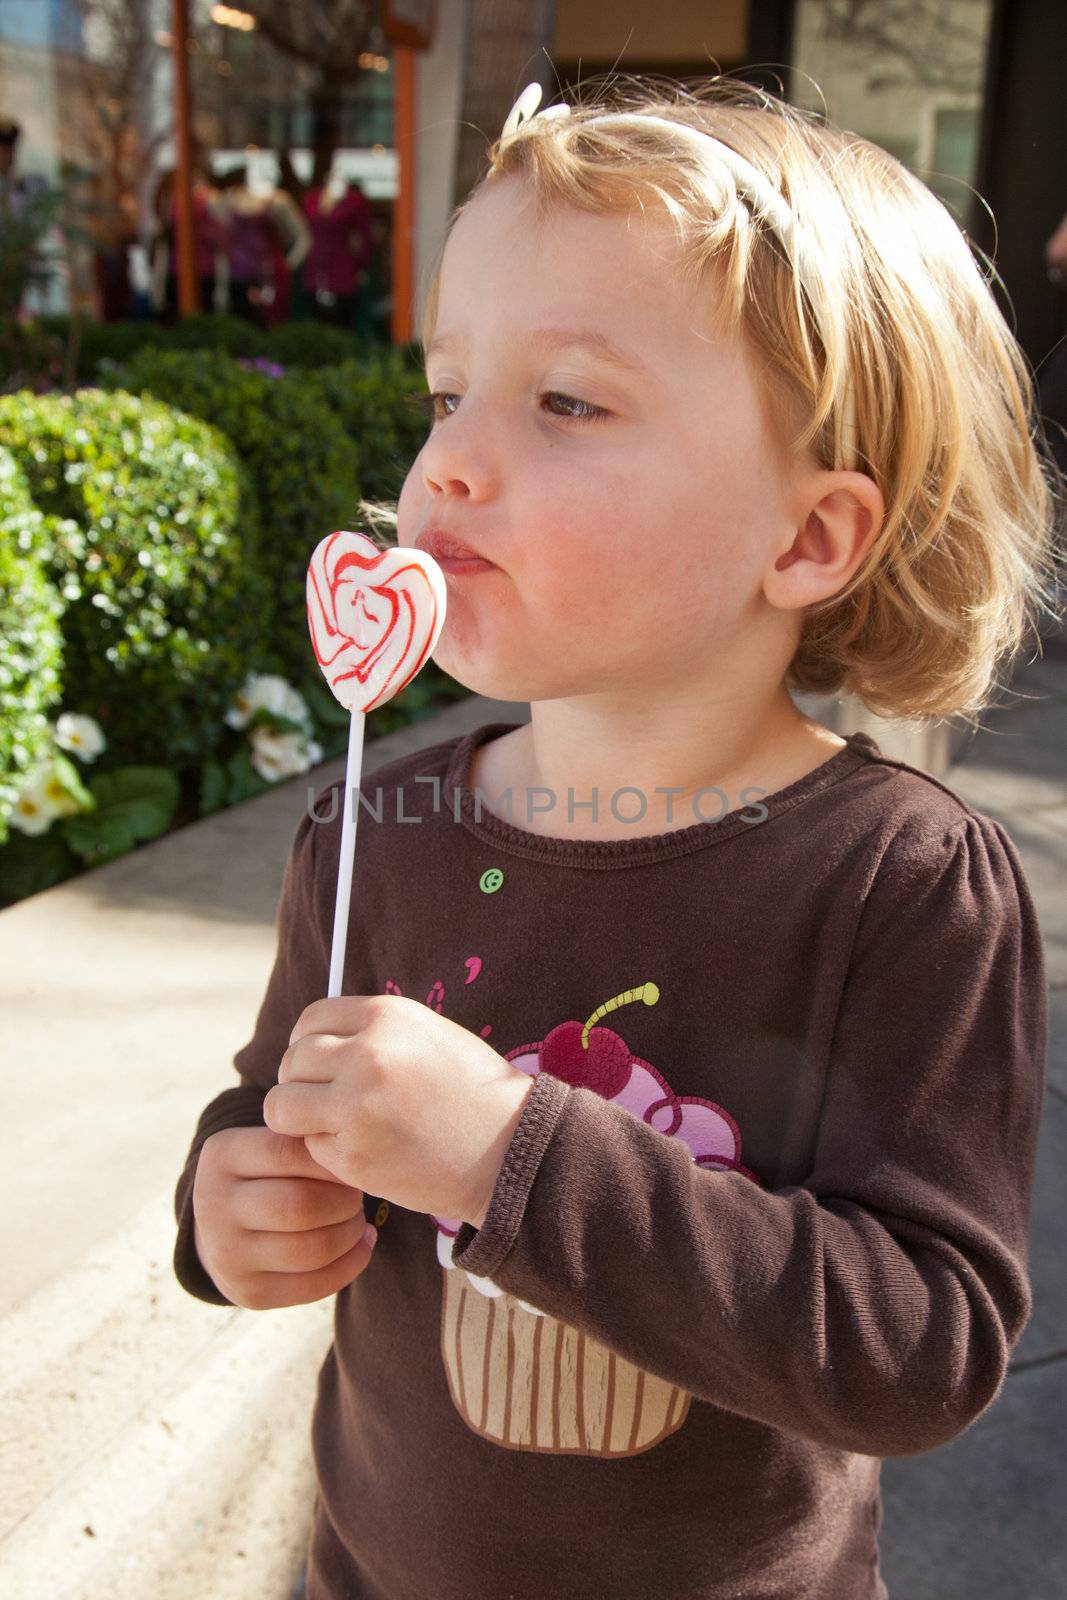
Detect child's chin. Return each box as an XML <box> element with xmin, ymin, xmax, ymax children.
<box><xmin>429</xmin><ymin>639</ymin><xmax>520</xmax><ymax>703</ymax></box>
<box><xmin>458</xmin><ymin>667</ymin><xmax>528</xmax><ymax>702</ymax></box>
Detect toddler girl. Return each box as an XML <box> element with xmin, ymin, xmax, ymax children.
<box><xmin>175</xmin><ymin>75</ymin><xmax>1062</xmax><ymax>1600</ymax></box>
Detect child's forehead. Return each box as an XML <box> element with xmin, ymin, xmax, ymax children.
<box><xmin>450</xmin><ymin>173</ymin><xmax>685</xmax><ymax>262</ymax></box>
<box><xmin>436</xmin><ymin>179</ymin><xmax>725</xmax><ymax>338</ymax></box>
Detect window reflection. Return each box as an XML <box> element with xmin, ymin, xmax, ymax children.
<box><xmin>791</xmin><ymin>0</ymin><xmax>995</xmax><ymax>227</ymax></box>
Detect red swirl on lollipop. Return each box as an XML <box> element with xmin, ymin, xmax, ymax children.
<box><xmin>307</xmin><ymin>530</ymin><xmax>447</xmax><ymax>714</ymax></box>
<box><xmin>306</xmin><ymin>529</ymin><xmax>447</xmax><ymax>997</ymax></box>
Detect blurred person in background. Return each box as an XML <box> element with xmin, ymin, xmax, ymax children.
<box><xmin>1038</xmin><ymin>206</ymin><xmax>1067</xmax><ymax>601</ymax></box>
<box><xmin>92</xmin><ymin>186</ymin><xmax>139</xmax><ymax>321</ymax></box>
<box><xmin>296</xmin><ymin>164</ymin><xmax>373</xmax><ymax>329</ymax></box>
<box><xmin>0</xmin><ymin>117</ymin><xmax>46</xmax><ymax>219</ymax></box>
<box><xmin>1046</xmin><ymin>206</ymin><xmax>1067</xmax><ymax>302</ymax></box>
<box><xmin>151</xmin><ymin>150</ymin><xmax>229</xmax><ymax>321</ymax></box>
<box><xmin>0</xmin><ymin>116</ymin><xmax>54</xmax><ymax>319</ymax></box>
<box><xmin>354</xmin><ymin>195</ymin><xmax>393</xmax><ymax>342</ymax></box>
<box><xmin>1038</xmin><ymin>208</ymin><xmax>1067</xmax><ymax>475</ymax></box>
<box><xmin>211</xmin><ymin>164</ymin><xmax>310</xmax><ymax>328</ymax></box>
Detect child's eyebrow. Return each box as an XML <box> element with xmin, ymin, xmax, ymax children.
<box><xmin>424</xmin><ymin>326</ymin><xmax>653</xmax><ymax>381</ymax></box>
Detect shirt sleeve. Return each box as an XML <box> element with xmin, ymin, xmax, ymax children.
<box><xmin>172</xmin><ymin>797</ymin><xmax>332</xmax><ymax>1305</ymax></box>
<box><xmin>451</xmin><ymin>811</ymin><xmax>1048</xmax><ymax>1458</ymax></box>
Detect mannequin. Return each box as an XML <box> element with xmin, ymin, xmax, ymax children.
<box><xmin>211</xmin><ymin>166</ymin><xmax>311</xmax><ymax>328</ymax></box>
<box><xmin>153</xmin><ymin>157</ymin><xmax>227</xmax><ymax>319</ymax></box>
<box><xmin>299</xmin><ymin>165</ymin><xmax>373</xmax><ymax>329</ymax></box>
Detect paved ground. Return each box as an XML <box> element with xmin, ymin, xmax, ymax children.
<box><xmin>0</xmin><ymin>692</ymin><xmax>521</xmax><ymax>1600</ymax></box>
<box><xmin>874</xmin><ymin>619</ymin><xmax>1067</xmax><ymax>1599</ymax></box>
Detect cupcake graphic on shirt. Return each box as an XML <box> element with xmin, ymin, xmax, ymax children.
<box><xmin>431</xmin><ymin>981</ymin><xmax>761</xmax><ymax>1458</ymax></box>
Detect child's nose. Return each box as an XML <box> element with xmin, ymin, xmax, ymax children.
<box><xmin>420</xmin><ymin>408</ymin><xmax>497</xmax><ymax>498</ymax></box>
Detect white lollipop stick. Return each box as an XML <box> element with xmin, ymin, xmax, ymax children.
<box><xmin>328</xmin><ymin>708</ymin><xmax>366</xmax><ymax>997</ymax></box>
<box><xmin>306</xmin><ymin>531</ymin><xmax>447</xmax><ymax>997</ymax></box>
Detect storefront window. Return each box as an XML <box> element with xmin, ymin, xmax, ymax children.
<box><xmin>791</xmin><ymin>0</ymin><xmax>995</xmax><ymax>226</ymax></box>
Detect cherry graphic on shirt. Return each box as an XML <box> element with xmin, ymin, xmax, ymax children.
<box><xmin>539</xmin><ymin>982</ymin><xmax>659</xmax><ymax>1099</ymax></box>
<box><xmin>430</xmin><ymin>972</ymin><xmax>761</xmax><ymax>1249</ymax></box>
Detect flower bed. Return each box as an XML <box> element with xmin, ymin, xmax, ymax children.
<box><xmin>0</xmin><ymin>343</ymin><xmax>468</xmax><ymax>906</ymax></box>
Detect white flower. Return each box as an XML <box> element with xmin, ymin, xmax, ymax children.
<box><xmin>8</xmin><ymin>764</ymin><xmax>67</xmax><ymax>835</ymax></box>
<box><xmin>53</xmin><ymin>712</ymin><xmax>106</xmax><ymax>762</ymax></box>
<box><xmin>249</xmin><ymin>726</ymin><xmax>317</xmax><ymax>783</ymax></box>
<box><xmin>226</xmin><ymin>672</ymin><xmax>312</xmax><ymax>732</ymax></box>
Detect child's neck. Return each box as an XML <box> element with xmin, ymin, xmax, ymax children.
<box><xmin>466</xmin><ymin>690</ymin><xmax>846</xmax><ymax>843</ymax></box>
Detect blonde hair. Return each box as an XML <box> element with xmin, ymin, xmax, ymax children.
<box><xmin>362</xmin><ymin>73</ymin><xmax>1065</xmax><ymax>727</ymax></box>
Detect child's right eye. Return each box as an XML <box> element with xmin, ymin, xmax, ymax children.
<box><xmin>406</xmin><ymin>391</ymin><xmax>450</xmax><ymax>422</ymax></box>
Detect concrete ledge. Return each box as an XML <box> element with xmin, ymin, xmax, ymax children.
<box><xmin>0</xmin><ymin>692</ymin><xmax>516</xmax><ymax>1600</ymax></box>
<box><xmin>2</xmin><ymin>1193</ymin><xmax>330</xmax><ymax>1600</ymax></box>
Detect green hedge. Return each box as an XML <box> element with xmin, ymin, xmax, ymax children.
<box><xmin>255</xmin><ymin>319</ymin><xmax>374</xmax><ymax>371</ymax></box>
<box><xmin>0</xmin><ymin>446</ymin><xmax>66</xmax><ymax>844</ymax></box>
<box><xmin>97</xmin><ymin>344</ymin><xmax>431</xmax><ymax>675</ymax></box>
<box><xmin>302</xmin><ymin>348</ymin><xmax>433</xmax><ymax>507</ymax></box>
<box><xmin>99</xmin><ymin>347</ymin><xmax>374</xmax><ymax>683</ymax></box>
<box><xmin>6</xmin><ymin>313</ymin><xmax>433</xmax><ymax>518</ymax></box>
<box><xmin>19</xmin><ymin>312</ymin><xmax>425</xmax><ymax>383</ymax></box>
<box><xmin>0</xmin><ymin>388</ymin><xmax>265</xmax><ymax>772</ymax></box>
<box><xmin>0</xmin><ymin>335</ymin><xmax>472</xmax><ymax>902</ymax></box>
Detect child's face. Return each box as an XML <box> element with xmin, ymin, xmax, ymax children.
<box><xmin>396</xmin><ymin>174</ymin><xmax>807</xmax><ymax>706</ymax></box>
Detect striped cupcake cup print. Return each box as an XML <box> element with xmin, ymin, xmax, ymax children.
<box><xmin>438</xmin><ymin>1258</ymin><xmax>691</xmax><ymax>1456</ymax></box>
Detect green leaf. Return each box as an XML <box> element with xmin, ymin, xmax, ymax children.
<box><xmin>61</xmin><ymin>765</ymin><xmax>180</xmax><ymax>861</ymax></box>
<box><xmin>300</xmin><ymin>675</ymin><xmax>351</xmax><ymax>727</ymax></box>
<box><xmin>225</xmin><ymin>746</ymin><xmax>274</xmax><ymax>804</ymax></box>
<box><xmin>198</xmin><ymin>760</ymin><xmax>227</xmax><ymax>817</ymax></box>
<box><xmin>90</xmin><ymin>765</ymin><xmax>181</xmax><ymax>813</ymax></box>
<box><xmin>47</xmin><ymin>751</ymin><xmax>96</xmax><ymax>811</ymax></box>
<box><xmin>62</xmin><ymin>812</ymin><xmax>127</xmax><ymax>860</ymax></box>
<box><xmin>245</xmin><ymin>707</ymin><xmax>309</xmax><ymax>737</ymax></box>
<box><xmin>321</xmin><ymin>724</ymin><xmax>349</xmax><ymax>760</ymax></box>
<box><xmin>0</xmin><ymin>826</ymin><xmax>81</xmax><ymax>901</ymax></box>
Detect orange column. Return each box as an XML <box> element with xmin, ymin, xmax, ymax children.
<box><xmin>391</xmin><ymin>44</ymin><xmax>415</xmax><ymax>345</ymax></box>
<box><xmin>171</xmin><ymin>0</ymin><xmax>199</xmax><ymax>315</ymax></box>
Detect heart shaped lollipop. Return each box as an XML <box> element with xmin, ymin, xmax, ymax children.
<box><xmin>307</xmin><ymin>529</ymin><xmax>447</xmax><ymax>714</ymax></box>
<box><xmin>306</xmin><ymin>530</ymin><xmax>447</xmax><ymax>996</ymax></box>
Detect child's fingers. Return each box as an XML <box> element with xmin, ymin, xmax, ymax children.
<box><xmin>240</xmin><ymin>1225</ymin><xmax>377</xmax><ymax>1311</ymax></box>
<box><xmin>242</xmin><ymin>1213</ymin><xmax>369</xmax><ymax>1276</ymax></box>
<box><xmin>215</xmin><ymin>1124</ymin><xmax>359</xmax><ymax>1186</ymax></box>
<box><xmin>238</xmin><ymin>1174</ymin><xmax>367</xmax><ymax>1233</ymax></box>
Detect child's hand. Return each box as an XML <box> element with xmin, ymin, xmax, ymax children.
<box><xmin>263</xmin><ymin>995</ymin><xmax>534</xmax><ymax>1227</ymax></box>
<box><xmin>191</xmin><ymin>1127</ymin><xmax>375</xmax><ymax>1310</ymax></box>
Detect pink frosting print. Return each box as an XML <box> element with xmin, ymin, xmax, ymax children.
<box><xmin>431</xmin><ymin>979</ymin><xmax>761</xmax><ymax>1244</ymax></box>
<box><xmin>305</xmin><ymin>529</ymin><xmax>446</xmax><ymax>714</ymax></box>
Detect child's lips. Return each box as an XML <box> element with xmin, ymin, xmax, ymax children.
<box><xmin>415</xmin><ymin>528</ymin><xmax>495</xmax><ymax>566</ymax></box>
<box><xmin>435</xmin><ymin>554</ymin><xmax>497</xmax><ymax>575</ymax></box>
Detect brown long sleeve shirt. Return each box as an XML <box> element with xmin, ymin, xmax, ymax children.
<box><xmin>173</xmin><ymin>722</ymin><xmax>1047</xmax><ymax>1599</ymax></box>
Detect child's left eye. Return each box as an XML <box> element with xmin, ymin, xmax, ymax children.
<box><xmin>406</xmin><ymin>391</ymin><xmax>608</xmax><ymax>424</ymax></box>
<box><xmin>543</xmin><ymin>392</ymin><xmax>606</xmax><ymax>422</ymax></box>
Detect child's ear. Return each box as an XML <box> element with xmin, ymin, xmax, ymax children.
<box><xmin>763</xmin><ymin>471</ymin><xmax>885</xmax><ymax>611</ymax></box>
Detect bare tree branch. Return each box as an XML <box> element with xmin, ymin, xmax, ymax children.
<box><xmin>240</xmin><ymin>0</ymin><xmax>376</xmax><ymax>80</ymax></box>
<box><xmin>814</xmin><ymin>0</ymin><xmax>988</xmax><ymax>94</ymax></box>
